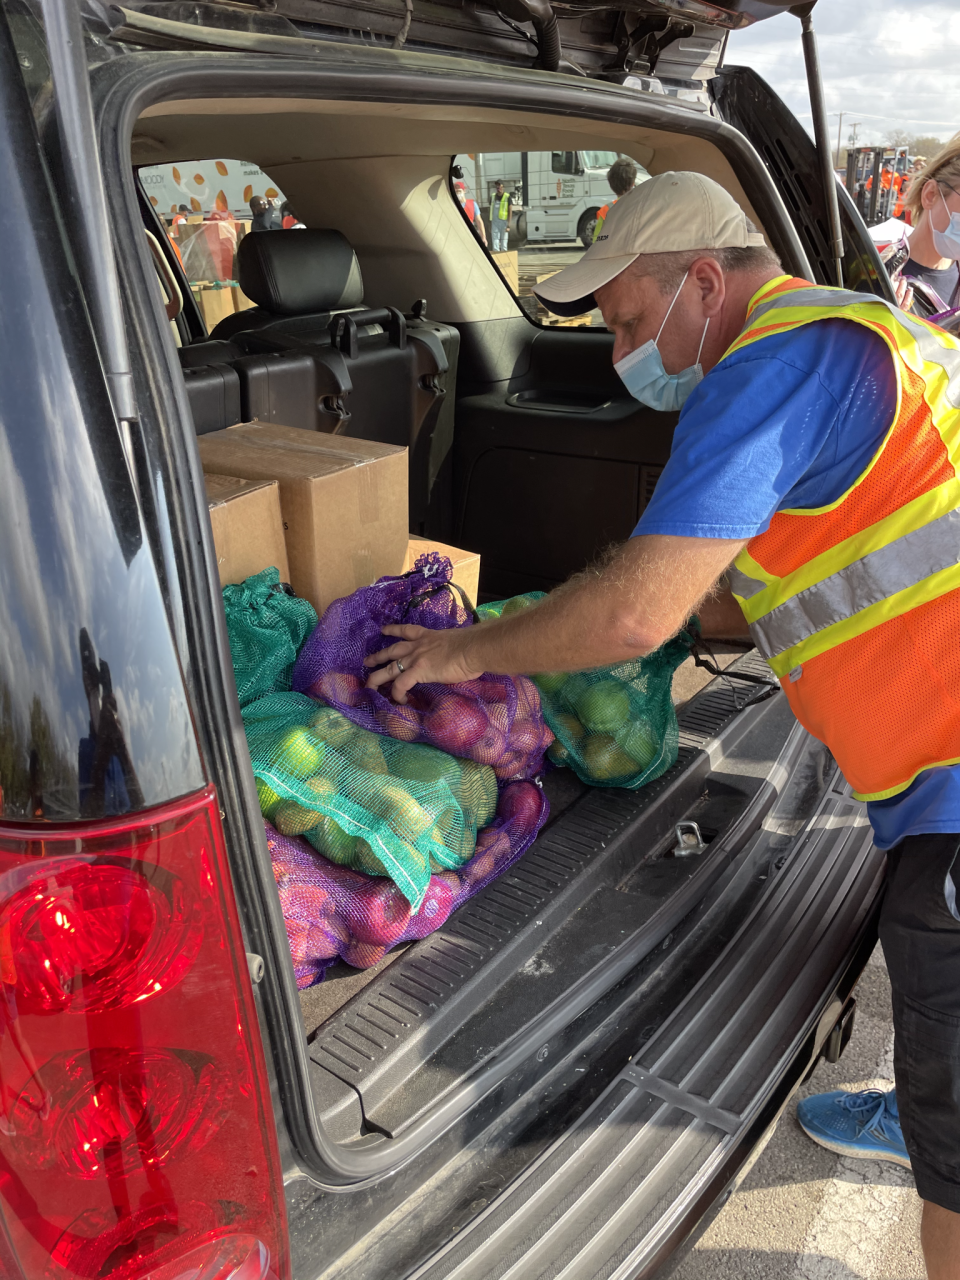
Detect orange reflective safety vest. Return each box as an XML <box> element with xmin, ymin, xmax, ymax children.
<box><xmin>727</xmin><ymin>276</ymin><xmax>960</xmax><ymax>802</ymax></box>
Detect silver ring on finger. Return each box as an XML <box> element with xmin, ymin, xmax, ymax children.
<box><xmin>396</xmin><ymin>659</ymin><xmax>405</xmax><ymax>673</ymax></box>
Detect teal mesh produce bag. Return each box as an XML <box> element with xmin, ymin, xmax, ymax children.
<box><xmin>222</xmin><ymin>567</ymin><xmax>317</xmax><ymax>708</ymax></box>
<box><xmin>478</xmin><ymin>593</ymin><xmax>694</xmax><ymax>789</ymax></box>
<box><xmin>242</xmin><ymin>692</ymin><xmax>499</xmax><ymax>907</ymax></box>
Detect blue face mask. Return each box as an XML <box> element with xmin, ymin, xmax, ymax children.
<box><xmin>932</xmin><ymin>188</ymin><xmax>960</xmax><ymax>261</ymax></box>
<box><xmin>614</xmin><ymin>273</ymin><xmax>709</xmax><ymax>412</ymax></box>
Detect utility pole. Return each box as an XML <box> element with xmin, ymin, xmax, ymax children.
<box><xmin>849</xmin><ymin>121</ymin><xmax>861</xmax><ymax>151</ymax></box>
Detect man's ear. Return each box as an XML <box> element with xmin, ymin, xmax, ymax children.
<box><xmin>691</xmin><ymin>256</ymin><xmax>725</xmax><ymax>317</ymax></box>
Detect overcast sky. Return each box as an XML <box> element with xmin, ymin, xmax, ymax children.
<box><xmin>725</xmin><ymin>0</ymin><xmax>960</xmax><ymax>151</ymax></box>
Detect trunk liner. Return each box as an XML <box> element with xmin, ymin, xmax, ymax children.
<box><xmin>307</xmin><ymin>654</ymin><xmax>785</xmax><ymax>1138</ymax></box>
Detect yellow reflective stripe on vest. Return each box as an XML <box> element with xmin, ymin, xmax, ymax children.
<box><xmin>735</xmin><ymin>474</ymin><xmax>960</xmax><ymax>625</ymax></box>
<box><xmin>766</xmin><ymin>558</ymin><xmax>960</xmax><ymax>680</ymax></box>
<box><xmin>748</xmin><ymin>505</ymin><xmax>960</xmax><ymax>668</ymax></box>
<box><xmin>854</xmin><ymin>752</ymin><xmax>960</xmax><ymax>803</ymax></box>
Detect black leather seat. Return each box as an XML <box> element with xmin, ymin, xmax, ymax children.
<box><xmin>210</xmin><ymin>229</ymin><xmax>364</xmax><ymax>344</ymax></box>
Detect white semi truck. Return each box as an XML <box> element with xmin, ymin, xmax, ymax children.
<box><xmin>454</xmin><ymin>150</ymin><xmax>647</xmax><ymax>247</ymax></box>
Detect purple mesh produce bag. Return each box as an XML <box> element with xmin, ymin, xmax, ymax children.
<box><xmin>291</xmin><ymin>553</ymin><xmax>553</xmax><ymax>782</ymax></box>
<box><xmin>267</xmin><ymin>779</ymin><xmax>548</xmax><ymax>986</ymax></box>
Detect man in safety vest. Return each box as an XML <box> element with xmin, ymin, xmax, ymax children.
<box><xmin>490</xmin><ymin>179</ymin><xmax>512</xmax><ymax>252</ymax></box>
<box><xmin>592</xmin><ymin>156</ymin><xmax>639</xmax><ymax>241</ymax></box>
<box><xmin>364</xmin><ymin>171</ymin><xmax>960</xmax><ymax>1277</ymax></box>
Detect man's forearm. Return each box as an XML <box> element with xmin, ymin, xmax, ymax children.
<box><xmin>365</xmin><ymin>534</ymin><xmax>747</xmax><ymax>700</ymax></box>
<box><xmin>458</xmin><ymin>535</ymin><xmax>747</xmax><ymax>676</ymax></box>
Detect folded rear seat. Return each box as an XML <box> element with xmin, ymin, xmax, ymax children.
<box><xmin>177</xmin><ymin>340</ymin><xmax>243</xmax><ymax>435</ymax></box>
<box><xmin>208</xmin><ymin>229</ymin><xmax>460</xmax><ymax>527</ymax></box>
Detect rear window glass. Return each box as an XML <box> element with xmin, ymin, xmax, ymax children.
<box><xmin>453</xmin><ymin>150</ymin><xmax>648</xmax><ymax>328</ymax></box>
<box><xmin>138</xmin><ymin>159</ymin><xmax>291</xmax><ymax>329</ymax></box>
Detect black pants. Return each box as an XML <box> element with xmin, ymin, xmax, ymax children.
<box><xmin>881</xmin><ymin>832</ymin><xmax>960</xmax><ymax>1211</ymax></box>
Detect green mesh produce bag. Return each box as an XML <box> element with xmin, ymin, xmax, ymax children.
<box><xmin>478</xmin><ymin>593</ymin><xmax>694</xmax><ymax>789</ymax></box>
<box><xmin>222</xmin><ymin>567</ymin><xmax>317</xmax><ymax>708</ymax></box>
<box><xmin>242</xmin><ymin>692</ymin><xmax>499</xmax><ymax>907</ymax></box>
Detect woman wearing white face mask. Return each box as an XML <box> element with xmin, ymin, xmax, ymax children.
<box><xmin>901</xmin><ymin>133</ymin><xmax>960</xmax><ymax>316</ymax></box>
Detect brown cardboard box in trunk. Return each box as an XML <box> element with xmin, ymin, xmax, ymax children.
<box><xmin>403</xmin><ymin>537</ymin><xmax>481</xmax><ymax>607</ymax></box>
<box><xmin>196</xmin><ymin>423</ymin><xmax>408</xmax><ymax>615</ymax></box>
<box><xmin>203</xmin><ymin>474</ymin><xmax>290</xmax><ymax>587</ymax></box>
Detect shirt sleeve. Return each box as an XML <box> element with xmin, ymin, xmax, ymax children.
<box><xmin>632</xmin><ymin>322</ymin><xmax>890</xmax><ymax>540</ymax></box>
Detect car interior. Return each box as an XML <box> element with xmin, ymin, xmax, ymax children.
<box><xmin>129</xmin><ymin>95</ymin><xmax>807</xmax><ymax>1147</ymax></box>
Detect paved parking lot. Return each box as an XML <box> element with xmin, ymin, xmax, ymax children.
<box><xmin>672</xmin><ymin>947</ymin><xmax>925</xmax><ymax>1280</ymax></box>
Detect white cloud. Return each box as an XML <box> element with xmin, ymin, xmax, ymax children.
<box><xmin>725</xmin><ymin>0</ymin><xmax>960</xmax><ymax>149</ymax></box>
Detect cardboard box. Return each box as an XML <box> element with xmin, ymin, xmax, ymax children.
<box><xmin>403</xmin><ymin>537</ymin><xmax>481</xmax><ymax>607</ymax></box>
<box><xmin>493</xmin><ymin>250</ymin><xmax>519</xmax><ymax>293</ymax></box>
<box><xmin>192</xmin><ymin>285</ymin><xmax>236</xmax><ymax>331</ymax></box>
<box><xmin>231</xmin><ymin>285</ymin><xmax>257</xmax><ymax>313</ymax></box>
<box><xmin>203</xmin><ymin>473</ymin><xmax>290</xmax><ymax>587</ymax></box>
<box><xmin>196</xmin><ymin>423</ymin><xmax>408</xmax><ymax>615</ymax></box>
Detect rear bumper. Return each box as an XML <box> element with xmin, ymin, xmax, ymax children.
<box><xmin>408</xmin><ymin>775</ymin><xmax>883</xmax><ymax>1280</ymax></box>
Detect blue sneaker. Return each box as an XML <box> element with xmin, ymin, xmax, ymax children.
<box><xmin>796</xmin><ymin>1087</ymin><xmax>911</xmax><ymax>1168</ymax></box>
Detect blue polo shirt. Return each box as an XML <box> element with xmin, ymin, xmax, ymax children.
<box><xmin>633</xmin><ymin>315</ymin><xmax>960</xmax><ymax>849</ymax></box>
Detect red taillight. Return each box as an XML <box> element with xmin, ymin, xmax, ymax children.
<box><xmin>0</xmin><ymin>788</ymin><xmax>288</xmax><ymax>1280</ymax></box>
<box><xmin>2</xmin><ymin>859</ymin><xmax>203</xmax><ymax>1014</ymax></box>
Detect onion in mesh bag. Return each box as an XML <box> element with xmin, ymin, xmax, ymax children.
<box><xmin>291</xmin><ymin>553</ymin><xmax>553</xmax><ymax>780</ymax></box>
<box><xmin>267</xmin><ymin>777</ymin><xmax>549</xmax><ymax>985</ymax></box>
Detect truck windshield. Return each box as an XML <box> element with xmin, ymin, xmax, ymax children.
<box><xmin>581</xmin><ymin>151</ymin><xmax>619</xmax><ymax>170</ymax></box>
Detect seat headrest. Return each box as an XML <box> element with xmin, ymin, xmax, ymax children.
<box><xmin>237</xmin><ymin>228</ymin><xmax>364</xmax><ymax>316</ymax></box>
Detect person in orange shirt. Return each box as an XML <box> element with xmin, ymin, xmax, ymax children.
<box><xmin>454</xmin><ymin>181</ymin><xmax>487</xmax><ymax>246</ymax></box>
<box><xmin>592</xmin><ymin>157</ymin><xmax>639</xmax><ymax>242</ymax></box>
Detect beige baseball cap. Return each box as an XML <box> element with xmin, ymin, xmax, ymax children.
<box><xmin>534</xmin><ymin>171</ymin><xmax>766</xmax><ymax>316</ymax></box>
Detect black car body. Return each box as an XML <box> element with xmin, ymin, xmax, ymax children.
<box><xmin>0</xmin><ymin>2</ymin><xmax>893</xmax><ymax>1277</ymax></box>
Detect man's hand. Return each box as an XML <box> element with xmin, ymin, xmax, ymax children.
<box><xmin>364</xmin><ymin>624</ymin><xmax>482</xmax><ymax>704</ymax></box>
<box><xmin>894</xmin><ymin>274</ymin><xmax>914</xmax><ymax>312</ymax></box>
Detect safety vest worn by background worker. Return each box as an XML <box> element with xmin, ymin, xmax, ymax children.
<box><xmin>593</xmin><ymin>201</ymin><xmax>612</xmax><ymax>242</ymax></box>
<box><xmin>727</xmin><ymin>275</ymin><xmax>960</xmax><ymax>802</ymax></box>
<box><xmin>491</xmin><ymin>192</ymin><xmax>511</xmax><ymax>222</ymax></box>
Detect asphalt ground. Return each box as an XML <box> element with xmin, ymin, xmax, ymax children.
<box><xmin>672</xmin><ymin>945</ymin><xmax>926</xmax><ymax>1280</ymax></box>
